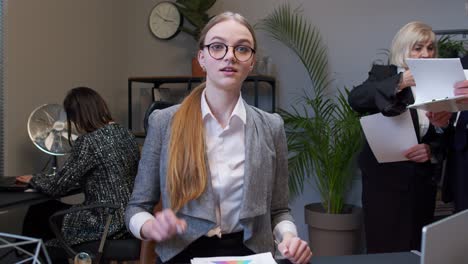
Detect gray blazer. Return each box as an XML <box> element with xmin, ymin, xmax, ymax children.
<box><xmin>125</xmin><ymin>102</ymin><xmax>294</xmax><ymax>261</ymax></box>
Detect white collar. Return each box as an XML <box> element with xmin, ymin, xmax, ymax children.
<box><xmin>200</xmin><ymin>89</ymin><xmax>246</xmax><ymax>124</ymax></box>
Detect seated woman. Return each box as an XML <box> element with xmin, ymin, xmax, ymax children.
<box><xmin>126</xmin><ymin>11</ymin><xmax>312</xmax><ymax>264</ymax></box>
<box><xmin>17</xmin><ymin>87</ymin><xmax>140</xmax><ymax>260</ymax></box>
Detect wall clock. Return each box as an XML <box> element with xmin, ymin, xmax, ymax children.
<box><xmin>148</xmin><ymin>2</ymin><xmax>182</xmax><ymax>40</ymax></box>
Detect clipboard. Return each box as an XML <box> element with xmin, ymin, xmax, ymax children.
<box><xmin>407</xmin><ymin>95</ymin><xmax>468</xmax><ymax>112</ymax></box>
<box><xmin>406</xmin><ymin>58</ymin><xmax>468</xmax><ymax>112</ymax></box>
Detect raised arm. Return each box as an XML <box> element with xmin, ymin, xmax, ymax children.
<box><xmin>348</xmin><ymin>64</ymin><xmax>413</xmax><ymax>116</ymax></box>
<box><xmin>29</xmin><ymin>136</ymin><xmax>94</xmax><ymax>197</ymax></box>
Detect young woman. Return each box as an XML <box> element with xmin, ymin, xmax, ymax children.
<box><xmin>126</xmin><ymin>12</ymin><xmax>312</xmax><ymax>264</ymax></box>
<box><xmin>17</xmin><ymin>87</ymin><xmax>140</xmax><ymax>260</ymax></box>
<box><xmin>348</xmin><ymin>21</ymin><xmax>451</xmax><ymax>253</ymax></box>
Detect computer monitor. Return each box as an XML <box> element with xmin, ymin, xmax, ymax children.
<box><xmin>420</xmin><ymin>209</ymin><xmax>468</xmax><ymax>264</ymax></box>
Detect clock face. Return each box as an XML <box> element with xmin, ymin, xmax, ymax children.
<box><xmin>149</xmin><ymin>2</ymin><xmax>182</xmax><ymax>40</ymax></box>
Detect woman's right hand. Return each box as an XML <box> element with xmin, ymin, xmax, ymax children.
<box><xmin>398</xmin><ymin>70</ymin><xmax>416</xmax><ymax>92</ymax></box>
<box><xmin>426</xmin><ymin>111</ymin><xmax>451</xmax><ymax>128</ymax></box>
<box><xmin>454</xmin><ymin>80</ymin><xmax>468</xmax><ymax>104</ymax></box>
<box><xmin>403</xmin><ymin>143</ymin><xmax>431</xmax><ymax>163</ymax></box>
<box><xmin>16</xmin><ymin>175</ymin><xmax>33</xmax><ymax>183</ymax></box>
<box><xmin>140</xmin><ymin>208</ymin><xmax>187</xmax><ymax>242</ymax></box>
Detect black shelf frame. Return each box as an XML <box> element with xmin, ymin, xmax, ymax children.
<box><xmin>128</xmin><ymin>75</ymin><xmax>276</xmax><ymax>133</ymax></box>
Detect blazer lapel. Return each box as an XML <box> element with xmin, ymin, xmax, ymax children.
<box><xmin>239</xmin><ymin>105</ymin><xmax>268</xmax><ymax>220</ymax></box>
<box><xmin>409</xmin><ymin>108</ymin><xmax>421</xmax><ymax>142</ymax></box>
<box><xmin>406</xmin><ymin>91</ymin><xmax>421</xmax><ymax>141</ymax></box>
<box><xmin>178</xmin><ymin>160</ymin><xmax>217</xmax><ymax>223</ymax></box>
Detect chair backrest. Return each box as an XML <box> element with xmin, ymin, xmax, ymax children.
<box><xmin>143</xmin><ymin>101</ymin><xmax>174</xmax><ymax>134</ymax></box>
<box><xmin>73</xmin><ymin>238</ymin><xmax>141</xmax><ymax>262</ymax></box>
<box><xmin>49</xmin><ymin>203</ymin><xmax>141</xmax><ymax>264</ymax></box>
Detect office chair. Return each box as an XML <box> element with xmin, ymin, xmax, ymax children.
<box><xmin>49</xmin><ymin>203</ymin><xmax>141</xmax><ymax>264</ymax></box>
<box><xmin>143</xmin><ymin>101</ymin><xmax>174</xmax><ymax>134</ymax></box>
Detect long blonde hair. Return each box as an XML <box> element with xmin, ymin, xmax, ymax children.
<box><xmin>389</xmin><ymin>21</ymin><xmax>437</xmax><ymax>68</ymax></box>
<box><xmin>167</xmin><ymin>84</ymin><xmax>206</xmax><ymax>211</ymax></box>
<box><xmin>167</xmin><ymin>12</ymin><xmax>257</xmax><ymax>211</ymax></box>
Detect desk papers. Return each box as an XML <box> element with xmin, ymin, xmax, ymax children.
<box><xmin>191</xmin><ymin>252</ymin><xmax>277</xmax><ymax>264</ymax></box>
<box><xmin>406</xmin><ymin>58</ymin><xmax>468</xmax><ymax>112</ymax></box>
<box><xmin>360</xmin><ymin>111</ymin><xmax>418</xmax><ymax>163</ymax></box>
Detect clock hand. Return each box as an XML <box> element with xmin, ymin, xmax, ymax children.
<box><xmin>154</xmin><ymin>11</ymin><xmax>175</xmax><ymax>23</ymax></box>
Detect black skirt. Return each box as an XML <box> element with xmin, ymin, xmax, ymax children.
<box><xmin>157</xmin><ymin>232</ymin><xmax>254</xmax><ymax>264</ymax></box>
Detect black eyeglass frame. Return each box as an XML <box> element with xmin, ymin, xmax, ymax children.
<box><xmin>203</xmin><ymin>42</ymin><xmax>256</xmax><ymax>62</ymax></box>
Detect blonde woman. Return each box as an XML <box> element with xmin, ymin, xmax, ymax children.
<box><xmin>125</xmin><ymin>12</ymin><xmax>312</xmax><ymax>264</ymax></box>
<box><xmin>348</xmin><ymin>21</ymin><xmax>451</xmax><ymax>253</ymax></box>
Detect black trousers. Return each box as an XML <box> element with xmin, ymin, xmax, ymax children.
<box><xmin>22</xmin><ymin>199</ymin><xmax>70</xmax><ymax>240</ymax></box>
<box><xmin>362</xmin><ymin>172</ymin><xmax>437</xmax><ymax>253</ymax></box>
<box><xmin>21</xmin><ymin>199</ymin><xmax>71</xmax><ymax>262</ymax></box>
<box><xmin>157</xmin><ymin>232</ymin><xmax>254</xmax><ymax>264</ymax></box>
<box><xmin>447</xmin><ymin>147</ymin><xmax>468</xmax><ymax>212</ymax></box>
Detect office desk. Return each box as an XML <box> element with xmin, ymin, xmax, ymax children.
<box><xmin>277</xmin><ymin>252</ymin><xmax>419</xmax><ymax>264</ymax></box>
<box><xmin>0</xmin><ymin>187</ymin><xmax>82</xmax><ymax>212</ymax></box>
<box><xmin>157</xmin><ymin>252</ymin><xmax>420</xmax><ymax>264</ymax></box>
<box><xmin>0</xmin><ymin>191</ymin><xmax>49</xmax><ymax>211</ymax></box>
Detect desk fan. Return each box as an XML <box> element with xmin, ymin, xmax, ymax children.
<box><xmin>27</xmin><ymin>104</ymin><xmax>78</xmax><ymax>176</ymax></box>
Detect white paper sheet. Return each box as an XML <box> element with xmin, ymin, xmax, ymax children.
<box><xmin>360</xmin><ymin>111</ymin><xmax>418</xmax><ymax>163</ymax></box>
<box><xmin>406</xmin><ymin>58</ymin><xmax>468</xmax><ymax>112</ymax></box>
<box><xmin>191</xmin><ymin>252</ymin><xmax>277</xmax><ymax>264</ymax></box>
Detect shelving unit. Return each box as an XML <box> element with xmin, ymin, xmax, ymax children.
<box><xmin>128</xmin><ymin>75</ymin><xmax>276</xmax><ymax>136</ymax></box>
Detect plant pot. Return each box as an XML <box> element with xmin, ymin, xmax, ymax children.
<box><xmin>191</xmin><ymin>57</ymin><xmax>205</xmax><ymax>77</ymax></box>
<box><xmin>304</xmin><ymin>203</ymin><xmax>363</xmax><ymax>256</ymax></box>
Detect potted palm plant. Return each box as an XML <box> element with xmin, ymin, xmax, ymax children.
<box><xmin>258</xmin><ymin>4</ymin><xmax>363</xmax><ymax>256</ymax></box>
<box><xmin>437</xmin><ymin>35</ymin><xmax>467</xmax><ymax>58</ymax></box>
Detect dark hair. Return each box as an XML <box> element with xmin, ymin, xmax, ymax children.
<box><xmin>64</xmin><ymin>87</ymin><xmax>113</xmax><ymax>135</ymax></box>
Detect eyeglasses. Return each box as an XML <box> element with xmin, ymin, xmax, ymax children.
<box><xmin>203</xmin><ymin>42</ymin><xmax>256</xmax><ymax>62</ymax></box>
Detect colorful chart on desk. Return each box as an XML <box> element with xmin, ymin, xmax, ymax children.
<box><xmin>212</xmin><ymin>261</ymin><xmax>252</xmax><ymax>264</ymax></box>
<box><xmin>191</xmin><ymin>252</ymin><xmax>277</xmax><ymax>264</ymax></box>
